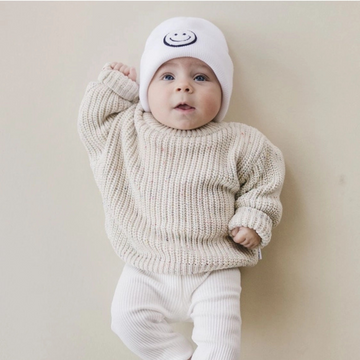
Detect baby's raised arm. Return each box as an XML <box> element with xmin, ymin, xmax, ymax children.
<box><xmin>78</xmin><ymin>62</ymin><xmax>139</xmax><ymax>163</ymax></box>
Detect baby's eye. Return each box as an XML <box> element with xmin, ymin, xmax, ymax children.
<box><xmin>162</xmin><ymin>74</ymin><xmax>174</xmax><ymax>81</ymax></box>
<box><xmin>194</xmin><ymin>75</ymin><xmax>207</xmax><ymax>82</ymax></box>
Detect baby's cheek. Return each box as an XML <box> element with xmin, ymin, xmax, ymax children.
<box><xmin>204</xmin><ymin>96</ymin><xmax>221</xmax><ymax>118</ymax></box>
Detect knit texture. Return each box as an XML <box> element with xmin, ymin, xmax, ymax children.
<box><xmin>78</xmin><ymin>65</ymin><xmax>285</xmax><ymax>275</ymax></box>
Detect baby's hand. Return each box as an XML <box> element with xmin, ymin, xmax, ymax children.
<box><xmin>231</xmin><ymin>227</ymin><xmax>261</xmax><ymax>249</ymax></box>
<box><xmin>109</xmin><ymin>62</ymin><xmax>137</xmax><ymax>82</ymax></box>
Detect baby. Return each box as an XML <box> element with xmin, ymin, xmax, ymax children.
<box><xmin>78</xmin><ymin>17</ymin><xmax>285</xmax><ymax>360</ymax></box>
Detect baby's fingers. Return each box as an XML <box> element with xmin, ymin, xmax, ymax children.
<box><xmin>128</xmin><ymin>67</ymin><xmax>137</xmax><ymax>82</ymax></box>
<box><xmin>231</xmin><ymin>227</ymin><xmax>240</xmax><ymax>237</ymax></box>
<box><xmin>119</xmin><ymin>64</ymin><xmax>130</xmax><ymax>74</ymax></box>
<box><xmin>240</xmin><ymin>237</ymin><xmax>260</xmax><ymax>250</ymax></box>
<box><xmin>110</xmin><ymin>62</ymin><xmax>123</xmax><ymax>71</ymax></box>
<box><xmin>232</xmin><ymin>232</ymin><xmax>246</xmax><ymax>244</ymax></box>
<box><xmin>108</xmin><ymin>62</ymin><xmax>137</xmax><ymax>81</ymax></box>
<box><xmin>120</xmin><ymin>64</ymin><xmax>137</xmax><ymax>81</ymax></box>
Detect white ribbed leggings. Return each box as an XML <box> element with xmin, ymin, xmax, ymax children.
<box><xmin>111</xmin><ymin>264</ymin><xmax>242</xmax><ymax>360</ymax></box>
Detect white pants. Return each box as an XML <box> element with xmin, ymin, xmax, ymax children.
<box><xmin>111</xmin><ymin>264</ymin><xmax>242</xmax><ymax>360</ymax></box>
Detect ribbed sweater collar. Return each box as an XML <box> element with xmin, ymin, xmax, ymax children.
<box><xmin>134</xmin><ymin>104</ymin><xmax>228</xmax><ymax>139</ymax></box>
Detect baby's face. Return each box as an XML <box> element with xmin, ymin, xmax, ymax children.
<box><xmin>147</xmin><ymin>57</ymin><xmax>222</xmax><ymax>130</ymax></box>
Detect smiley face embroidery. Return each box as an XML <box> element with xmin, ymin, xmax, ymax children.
<box><xmin>163</xmin><ymin>30</ymin><xmax>197</xmax><ymax>47</ymax></box>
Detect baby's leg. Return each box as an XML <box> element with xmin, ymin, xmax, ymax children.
<box><xmin>190</xmin><ymin>267</ymin><xmax>241</xmax><ymax>360</ymax></box>
<box><xmin>111</xmin><ymin>264</ymin><xmax>193</xmax><ymax>360</ymax></box>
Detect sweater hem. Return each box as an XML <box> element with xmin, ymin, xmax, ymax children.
<box><xmin>110</xmin><ymin>235</ymin><xmax>259</xmax><ymax>275</ymax></box>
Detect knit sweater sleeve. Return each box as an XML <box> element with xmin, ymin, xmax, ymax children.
<box><xmin>77</xmin><ymin>63</ymin><xmax>139</xmax><ymax>163</ymax></box>
<box><xmin>228</xmin><ymin>132</ymin><xmax>285</xmax><ymax>248</ymax></box>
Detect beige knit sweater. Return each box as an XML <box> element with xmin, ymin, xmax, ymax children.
<box><xmin>78</xmin><ymin>65</ymin><xmax>285</xmax><ymax>275</ymax></box>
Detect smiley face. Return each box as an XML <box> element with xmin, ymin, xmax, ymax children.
<box><xmin>163</xmin><ymin>30</ymin><xmax>197</xmax><ymax>47</ymax></box>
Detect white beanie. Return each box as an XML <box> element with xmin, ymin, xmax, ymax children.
<box><xmin>139</xmin><ymin>17</ymin><xmax>234</xmax><ymax>122</ymax></box>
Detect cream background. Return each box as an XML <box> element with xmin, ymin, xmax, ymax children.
<box><xmin>1</xmin><ymin>2</ymin><xmax>359</xmax><ymax>359</ymax></box>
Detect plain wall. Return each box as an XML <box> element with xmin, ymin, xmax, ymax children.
<box><xmin>1</xmin><ymin>2</ymin><xmax>360</xmax><ymax>359</ymax></box>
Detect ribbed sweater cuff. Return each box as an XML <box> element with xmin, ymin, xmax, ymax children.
<box><xmin>228</xmin><ymin>207</ymin><xmax>273</xmax><ymax>248</ymax></box>
<box><xmin>98</xmin><ymin>63</ymin><xmax>139</xmax><ymax>101</ymax></box>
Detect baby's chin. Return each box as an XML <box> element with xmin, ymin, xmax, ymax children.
<box><xmin>153</xmin><ymin>115</ymin><xmax>214</xmax><ymax>131</ymax></box>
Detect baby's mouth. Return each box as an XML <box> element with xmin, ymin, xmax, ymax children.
<box><xmin>175</xmin><ymin>103</ymin><xmax>195</xmax><ymax>110</ymax></box>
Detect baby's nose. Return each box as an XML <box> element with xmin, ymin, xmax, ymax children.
<box><xmin>176</xmin><ymin>84</ymin><xmax>193</xmax><ymax>93</ymax></box>
<box><xmin>175</xmin><ymin>80</ymin><xmax>193</xmax><ymax>93</ymax></box>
